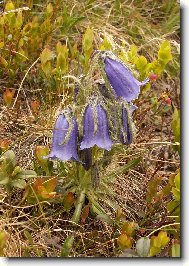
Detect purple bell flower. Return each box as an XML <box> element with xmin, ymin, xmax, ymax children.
<box><xmin>130</xmin><ymin>103</ymin><xmax>137</xmax><ymax>113</ymax></box>
<box><xmin>120</xmin><ymin>107</ymin><xmax>133</xmax><ymax>145</ymax></box>
<box><xmin>80</xmin><ymin>104</ymin><xmax>112</xmax><ymax>151</ymax></box>
<box><xmin>104</xmin><ymin>57</ymin><xmax>149</xmax><ymax>102</ymax></box>
<box><xmin>47</xmin><ymin>113</ymin><xmax>80</xmax><ymax>161</ymax></box>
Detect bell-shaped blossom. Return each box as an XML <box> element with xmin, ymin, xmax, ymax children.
<box><xmin>104</xmin><ymin>57</ymin><xmax>149</xmax><ymax>102</ymax></box>
<box><xmin>47</xmin><ymin>113</ymin><xmax>80</xmax><ymax>161</ymax></box>
<box><xmin>80</xmin><ymin>104</ymin><xmax>112</xmax><ymax>151</ymax></box>
<box><xmin>108</xmin><ymin>102</ymin><xmax>136</xmax><ymax>143</ymax></box>
<box><xmin>80</xmin><ymin>105</ymin><xmax>96</xmax><ymax>149</ymax></box>
<box><xmin>95</xmin><ymin>104</ymin><xmax>113</xmax><ymax>150</ymax></box>
<box><xmin>120</xmin><ymin>107</ymin><xmax>133</xmax><ymax>145</ymax></box>
<box><xmin>130</xmin><ymin>103</ymin><xmax>137</xmax><ymax>113</ymax></box>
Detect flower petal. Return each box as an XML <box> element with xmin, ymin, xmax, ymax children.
<box><xmin>94</xmin><ymin>104</ymin><xmax>113</xmax><ymax>150</ymax></box>
<box><xmin>80</xmin><ymin>105</ymin><xmax>96</xmax><ymax>150</ymax></box>
<box><xmin>48</xmin><ymin>113</ymin><xmax>79</xmax><ymax>161</ymax></box>
<box><xmin>130</xmin><ymin>103</ymin><xmax>137</xmax><ymax>113</ymax></box>
<box><xmin>120</xmin><ymin>107</ymin><xmax>133</xmax><ymax>145</ymax></box>
<box><xmin>104</xmin><ymin>57</ymin><xmax>148</xmax><ymax>102</ymax></box>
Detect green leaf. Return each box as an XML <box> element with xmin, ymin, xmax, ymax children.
<box><xmin>99</xmin><ymin>37</ymin><xmax>112</xmax><ymax>51</ymax></box>
<box><xmin>68</xmin><ymin>16</ymin><xmax>85</xmax><ymax>29</ymax></box>
<box><xmin>44</xmin><ymin>177</ymin><xmax>57</xmax><ymax>193</ymax></box>
<box><xmin>158</xmin><ymin>40</ymin><xmax>172</xmax><ymax>66</ymax></box>
<box><xmin>149</xmin><ymin>231</ymin><xmax>169</xmax><ymax>256</ymax></box>
<box><xmin>0</xmin><ymin>174</ymin><xmax>9</xmax><ymax>185</ymax></box>
<box><xmin>4</xmin><ymin>1</ymin><xmax>15</xmax><ymax>11</ymax></box>
<box><xmin>61</xmin><ymin>235</ymin><xmax>74</xmax><ymax>257</ymax></box>
<box><xmin>41</xmin><ymin>61</ymin><xmax>52</xmax><ymax>77</ymax></box>
<box><xmin>35</xmin><ymin>146</ymin><xmax>51</xmax><ymax>175</ymax></box>
<box><xmin>118</xmin><ymin>233</ymin><xmax>132</xmax><ymax>250</ymax></box>
<box><xmin>56</xmin><ymin>52</ymin><xmax>67</xmax><ymax>74</ymax></box>
<box><xmin>121</xmin><ymin>222</ymin><xmax>138</xmax><ymax>236</ymax></box>
<box><xmin>158</xmin><ymin>231</ymin><xmax>169</xmax><ymax>247</ymax></box>
<box><xmin>108</xmin><ymin>157</ymin><xmax>141</xmax><ymax>177</ymax></box>
<box><xmin>172</xmin><ymin>187</ymin><xmax>180</xmax><ymax>201</ymax></box>
<box><xmin>174</xmin><ymin>172</ymin><xmax>180</xmax><ymax>190</ymax></box>
<box><xmin>127</xmin><ymin>45</ymin><xmax>138</xmax><ymax>62</ymax></box>
<box><xmin>0</xmin><ymin>56</ymin><xmax>8</xmax><ymax>67</ymax></box>
<box><xmin>89</xmin><ymin>198</ymin><xmax>107</xmax><ymax>215</ymax></box>
<box><xmin>24</xmin><ymin>230</ymin><xmax>33</xmax><ymax>245</ymax></box>
<box><xmin>167</xmin><ymin>200</ymin><xmax>180</xmax><ymax>214</ymax></box>
<box><xmin>96</xmin><ymin>213</ymin><xmax>114</xmax><ymax>225</ymax></box>
<box><xmin>82</xmin><ymin>27</ymin><xmax>94</xmax><ymax>67</ymax></box>
<box><xmin>0</xmin><ymin>150</ymin><xmax>16</xmax><ymax>175</ymax></box>
<box><xmin>15</xmin><ymin>170</ymin><xmax>37</xmax><ymax>179</ymax></box>
<box><xmin>136</xmin><ymin>237</ymin><xmax>150</xmax><ymax>257</ymax></box>
<box><xmin>171</xmin><ymin>108</ymin><xmax>180</xmax><ymax>143</ymax></box>
<box><xmin>16</xmin><ymin>11</ymin><xmax>23</xmax><ymax>29</ymax></box>
<box><xmin>82</xmin><ymin>27</ymin><xmax>94</xmax><ymax>52</ymax></box>
<box><xmin>40</xmin><ymin>48</ymin><xmax>52</xmax><ymax>64</ymax></box>
<box><xmin>171</xmin><ymin>243</ymin><xmax>180</xmax><ymax>257</ymax></box>
<box><xmin>12</xmin><ymin>166</ymin><xmax>22</xmax><ymax>176</ymax></box>
<box><xmin>149</xmin><ymin>246</ymin><xmax>161</xmax><ymax>257</ymax></box>
<box><xmin>135</xmin><ymin>56</ymin><xmax>148</xmax><ymax>75</ymax></box>
<box><xmin>11</xmin><ymin>179</ymin><xmax>26</xmax><ymax>189</ymax></box>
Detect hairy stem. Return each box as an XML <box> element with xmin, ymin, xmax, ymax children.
<box><xmin>61</xmin><ymin>189</ymin><xmax>86</xmax><ymax>257</ymax></box>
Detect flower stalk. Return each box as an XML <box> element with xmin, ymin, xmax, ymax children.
<box><xmin>61</xmin><ymin>189</ymin><xmax>86</xmax><ymax>257</ymax></box>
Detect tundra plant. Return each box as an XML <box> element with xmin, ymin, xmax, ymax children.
<box><xmin>46</xmin><ymin>51</ymin><xmax>149</xmax><ymax>256</ymax></box>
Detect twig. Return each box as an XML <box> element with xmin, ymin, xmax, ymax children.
<box><xmin>12</xmin><ymin>57</ymin><xmax>40</xmax><ymax>113</ymax></box>
<box><xmin>147</xmin><ymin>222</ymin><xmax>180</xmax><ymax>237</ymax></box>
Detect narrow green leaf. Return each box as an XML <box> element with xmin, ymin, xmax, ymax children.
<box><xmin>174</xmin><ymin>172</ymin><xmax>180</xmax><ymax>190</ymax></box>
<box><xmin>172</xmin><ymin>187</ymin><xmax>180</xmax><ymax>201</ymax></box>
<box><xmin>171</xmin><ymin>108</ymin><xmax>180</xmax><ymax>143</ymax></box>
<box><xmin>82</xmin><ymin>27</ymin><xmax>94</xmax><ymax>67</ymax></box>
<box><xmin>56</xmin><ymin>52</ymin><xmax>67</xmax><ymax>74</ymax></box>
<box><xmin>61</xmin><ymin>235</ymin><xmax>74</xmax><ymax>257</ymax></box>
<box><xmin>108</xmin><ymin>157</ymin><xmax>141</xmax><ymax>177</ymax></box>
<box><xmin>96</xmin><ymin>213</ymin><xmax>114</xmax><ymax>225</ymax></box>
<box><xmin>24</xmin><ymin>231</ymin><xmax>33</xmax><ymax>245</ymax></box>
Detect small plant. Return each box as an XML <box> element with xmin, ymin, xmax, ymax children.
<box><xmin>0</xmin><ymin>150</ymin><xmax>37</xmax><ymax>191</ymax></box>
<box><xmin>44</xmin><ymin>50</ymin><xmax>149</xmax><ymax>255</ymax></box>
<box><xmin>0</xmin><ymin>0</ymin><xmax>179</xmax><ymax>258</ymax></box>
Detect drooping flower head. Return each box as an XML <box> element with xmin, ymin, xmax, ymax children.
<box><xmin>80</xmin><ymin>102</ymin><xmax>112</xmax><ymax>151</ymax></box>
<box><xmin>47</xmin><ymin>111</ymin><xmax>80</xmax><ymax>162</ymax></box>
<box><xmin>102</xmin><ymin>53</ymin><xmax>149</xmax><ymax>102</ymax></box>
<box><xmin>108</xmin><ymin>101</ymin><xmax>136</xmax><ymax>145</ymax></box>
<box><xmin>120</xmin><ymin>105</ymin><xmax>134</xmax><ymax>145</ymax></box>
